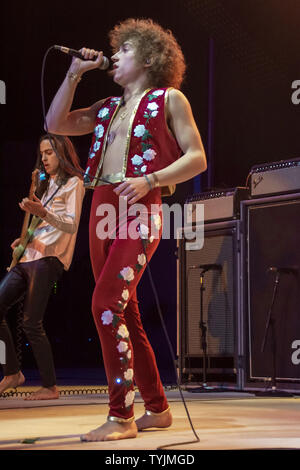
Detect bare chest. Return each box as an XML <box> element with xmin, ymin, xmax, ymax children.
<box><xmin>101</xmin><ymin>108</ymin><xmax>134</xmax><ymax>175</ymax></box>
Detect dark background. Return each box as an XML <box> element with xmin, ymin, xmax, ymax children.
<box><xmin>1</xmin><ymin>0</ymin><xmax>300</xmax><ymax>384</ymax></box>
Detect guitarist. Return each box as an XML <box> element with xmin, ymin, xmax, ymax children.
<box><xmin>0</xmin><ymin>134</ymin><xmax>85</xmax><ymax>399</ymax></box>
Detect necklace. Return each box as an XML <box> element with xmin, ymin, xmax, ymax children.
<box><xmin>107</xmin><ymin>93</ymin><xmax>143</xmax><ymax>146</ymax></box>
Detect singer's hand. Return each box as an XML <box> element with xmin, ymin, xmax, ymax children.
<box><xmin>113</xmin><ymin>177</ymin><xmax>151</xmax><ymax>205</ymax></box>
<box><xmin>70</xmin><ymin>48</ymin><xmax>104</xmax><ymax>75</ymax></box>
<box><xmin>19</xmin><ymin>194</ymin><xmax>47</xmax><ymax>218</ymax></box>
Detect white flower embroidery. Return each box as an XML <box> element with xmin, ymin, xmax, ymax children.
<box><xmin>89</xmin><ymin>152</ymin><xmax>95</xmax><ymax>159</ymax></box>
<box><xmin>117</xmin><ymin>341</ymin><xmax>128</xmax><ymax>353</ymax></box>
<box><xmin>141</xmin><ymin>165</ymin><xmax>147</xmax><ymax>173</ymax></box>
<box><xmin>97</xmin><ymin>107</ymin><xmax>109</xmax><ymax>118</ymax></box>
<box><xmin>127</xmin><ymin>350</ymin><xmax>132</xmax><ymax>360</ymax></box>
<box><xmin>125</xmin><ymin>390</ymin><xmax>135</xmax><ymax>407</ymax></box>
<box><xmin>152</xmin><ymin>214</ymin><xmax>162</xmax><ymax>231</ymax></box>
<box><xmin>152</xmin><ymin>90</ymin><xmax>164</xmax><ymax>96</ymax></box>
<box><xmin>147</xmin><ymin>102</ymin><xmax>159</xmax><ymax>111</ymax></box>
<box><xmin>124</xmin><ymin>368</ymin><xmax>134</xmax><ymax>381</ymax></box>
<box><xmin>93</xmin><ymin>141</ymin><xmax>100</xmax><ymax>152</ymax></box>
<box><xmin>139</xmin><ymin>224</ymin><xmax>149</xmax><ymax>239</ymax></box>
<box><xmin>95</xmin><ymin>124</ymin><xmax>104</xmax><ymax>139</ymax></box>
<box><xmin>134</xmin><ymin>124</ymin><xmax>146</xmax><ymax>138</ymax></box>
<box><xmin>143</xmin><ymin>149</ymin><xmax>156</xmax><ymax>161</ymax></box>
<box><xmin>149</xmin><ymin>235</ymin><xmax>155</xmax><ymax>243</ymax></box>
<box><xmin>151</xmin><ymin>110</ymin><xmax>158</xmax><ymax>117</ymax></box>
<box><xmin>117</xmin><ymin>324</ymin><xmax>129</xmax><ymax>339</ymax></box>
<box><xmin>120</xmin><ymin>267</ymin><xmax>135</xmax><ymax>282</ymax></box>
<box><xmin>131</xmin><ymin>154</ymin><xmax>143</xmax><ymax>166</ymax></box>
<box><xmin>101</xmin><ymin>310</ymin><xmax>113</xmax><ymax>325</ymax></box>
<box><xmin>137</xmin><ymin>254</ymin><xmax>146</xmax><ymax>266</ymax></box>
<box><xmin>122</xmin><ymin>289</ymin><xmax>129</xmax><ymax>301</ymax></box>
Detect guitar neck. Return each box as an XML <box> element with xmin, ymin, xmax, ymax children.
<box><xmin>7</xmin><ymin>169</ymin><xmax>39</xmax><ymax>272</ymax></box>
<box><xmin>18</xmin><ymin>169</ymin><xmax>39</xmax><ymax>242</ymax></box>
<box><xmin>19</xmin><ymin>211</ymin><xmax>31</xmax><ymax>241</ymax></box>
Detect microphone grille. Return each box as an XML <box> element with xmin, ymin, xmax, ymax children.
<box><xmin>99</xmin><ymin>56</ymin><xmax>110</xmax><ymax>70</ymax></box>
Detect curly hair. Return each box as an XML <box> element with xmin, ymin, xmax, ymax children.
<box><xmin>109</xmin><ymin>18</ymin><xmax>186</xmax><ymax>89</ymax></box>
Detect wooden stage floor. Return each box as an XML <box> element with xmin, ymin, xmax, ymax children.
<box><xmin>1</xmin><ymin>387</ymin><xmax>300</xmax><ymax>451</ymax></box>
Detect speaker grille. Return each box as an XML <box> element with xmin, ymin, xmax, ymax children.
<box><xmin>185</xmin><ymin>233</ymin><xmax>235</xmax><ymax>356</ymax></box>
<box><xmin>246</xmin><ymin>198</ymin><xmax>300</xmax><ymax>381</ymax></box>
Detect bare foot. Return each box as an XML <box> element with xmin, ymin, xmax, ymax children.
<box><xmin>81</xmin><ymin>420</ymin><xmax>138</xmax><ymax>442</ymax></box>
<box><xmin>24</xmin><ymin>386</ymin><xmax>59</xmax><ymax>400</ymax></box>
<box><xmin>0</xmin><ymin>371</ymin><xmax>25</xmax><ymax>395</ymax></box>
<box><xmin>135</xmin><ymin>408</ymin><xmax>172</xmax><ymax>431</ymax></box>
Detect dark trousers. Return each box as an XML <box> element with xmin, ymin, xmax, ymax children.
<box><xmin>0</xmin><ymin>257</ymin><xmax>63</xmax><ymax>387</ymax></box>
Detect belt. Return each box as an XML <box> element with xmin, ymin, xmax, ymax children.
<box><xmin>94</xmin><ymin>172</ymin><xmax>127</xmax><ymax>187</ymax></box>
<box><xmin>94</xmin><ymin>172</ymin><xmax>175</xmax><ymax>197</ymax></box>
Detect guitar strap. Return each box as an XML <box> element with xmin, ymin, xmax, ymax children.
<box><xmin>43</xmin><ymin>181</ymin><xmax>63</xmax><ymax>208</ymax></box>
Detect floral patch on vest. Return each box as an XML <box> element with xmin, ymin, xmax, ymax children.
<box><xmin>130</xmin><ymin>89</ymin><xmax>165</xmax><ymax>177</ymax></box>
<box><xmin>84</xmin><ymin>97</ymin><xmax>122</xmax><ymax>185</ymax></box>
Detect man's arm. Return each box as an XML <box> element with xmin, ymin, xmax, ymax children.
<box><xmin>20</xmin><ymin>179</ymin><xmax>85</xmax><ymax>234</ymax></box>
<box><xmin>40</xmin><ymin>178</ymin><xmax>85</xmax><ymax>234</ymax></box>
<box><xmin>154</xmin><ymin>88</ymin><xmax>207</xmax><ymax>186</ymax></box>
<box><xmin>45</xmin><ymin>48</ymin><xmax>106</xmax><ymax>136</ymax></box>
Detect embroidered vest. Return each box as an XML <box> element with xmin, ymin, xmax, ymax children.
<box><xmin>84</xmin><ymin>88</ymin><xmax>182</xmax><ymax>195</ymax></box>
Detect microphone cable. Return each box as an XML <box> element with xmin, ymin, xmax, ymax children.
<box><xmin>40</xmin><ymin>46</ymin><xmax>201</xmax><ymax>449</ymax></box>
<box><xmin>41</xmin><ymin>47</ymin><xmax>72</xmax><ymax>176</ymax></box>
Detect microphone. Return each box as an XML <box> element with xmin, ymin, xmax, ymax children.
<box><xmin>54</xmin><ymin>45</ymin><xmax>110</xmax><ymax>70</ymax></box>
<box><xmin>189</xmin><ymin>264</ymin><xmax>222</xmax><ymax>272</ymax></box>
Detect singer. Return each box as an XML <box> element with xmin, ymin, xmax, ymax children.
<box><xmin>46</xmin><ymin>18</ymin><xmax>207</xmax><ymax>441</ymax></box>
<box><xmin>0</xmin><ymin>135</ymin><xmax>85</xmax><ymax>399</ymax></box>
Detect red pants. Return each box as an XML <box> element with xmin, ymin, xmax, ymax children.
<box><xmin>89</xmin><ymin>185</ymin><xmax>169</xmax><ymax>419</ymax></box>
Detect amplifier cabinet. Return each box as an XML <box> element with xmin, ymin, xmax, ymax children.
<box><xmin>250</xmin><ymin>159</ymin><xmax>300</xmax><ymax>198</ymax></box>
<box><xmin>185</xmin><ymin>187</ymin><xmax>249</xmax><ymax>224</ymax></box>
<box><xmin>240</xmin><ymin>193</ymin><xmax>300</xmax><ymax>391</ymax></box>
<box><xmin>177</xmin><ymin>221</ymin><xmax>243</xmax><ymax>388</ymax></box>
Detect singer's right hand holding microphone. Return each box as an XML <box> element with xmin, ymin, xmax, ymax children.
<box><xmin>69</xmin><ymin>48</ymin><xmax>105</xmax><ymax>76</ymax></box>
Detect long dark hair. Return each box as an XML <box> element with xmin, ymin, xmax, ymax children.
<box><xmin>35</xmin><ymin>134</ymin><xmax>83</xmax><ymax>199</ymax></box>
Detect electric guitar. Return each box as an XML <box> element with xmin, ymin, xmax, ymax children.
<box><xmin>8</xmin><ymin>169</ymin><xmax>41</xmax><ymax>271</ymax></box>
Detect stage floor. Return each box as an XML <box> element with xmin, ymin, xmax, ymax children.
<box><xmin>1</xmin><ymin>387</ymin><xmax>300</xmax><ymax>451</ymax></box>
